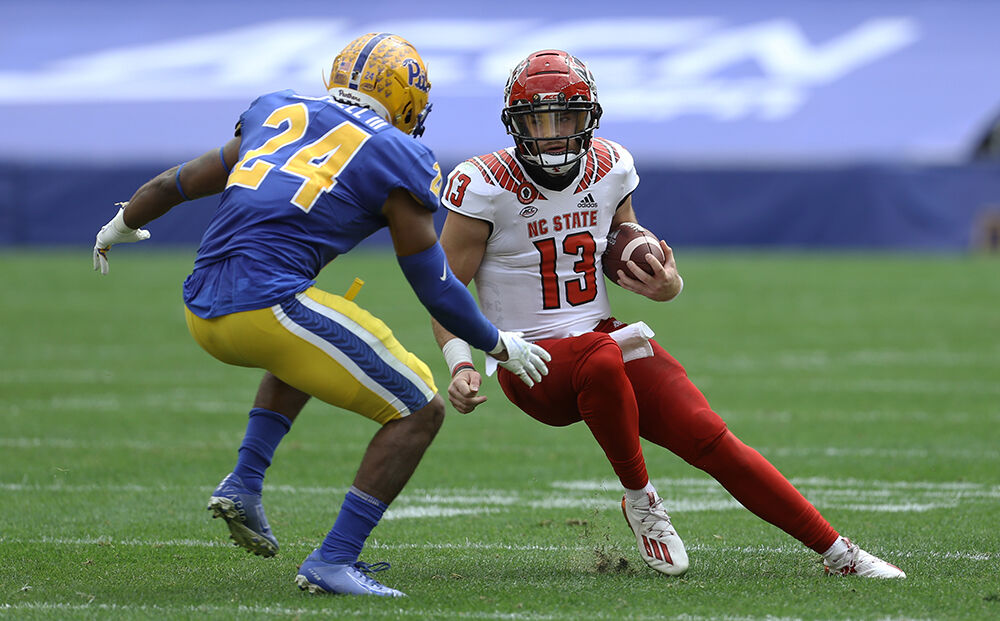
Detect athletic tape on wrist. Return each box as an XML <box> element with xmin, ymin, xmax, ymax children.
<box><xmin>671</xmin><ymin>275</ymin><xmax>684</xmax><ymax>300</ymax></box>
<box><xmin>442</xmin><ymin>338</ymin><xmax>474</xmax><ymax>376</ymax></box>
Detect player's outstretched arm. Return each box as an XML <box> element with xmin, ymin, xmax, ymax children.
<box><xmin>384</xmin><ymin>189</ymin><xmax>550</xmax><ymax>387</ymax></box>
<box><xmin>93</xmin><ymin>137</ymin><xmax>240</xmax><ymax>275</ymax></box>
<box><xmin>610</xmin><ymin>197</ymin><xmax>683</xmax><ymax>302</ymax></box>
<box><xmin>430</xmin><ymin>211</ymin><xmax>490</xmax><ymax>412</ymax></box>
<box><xmin>384</xmin><ymin>188</ymin><xmax>497</xmax><ymax>353</ymax></box>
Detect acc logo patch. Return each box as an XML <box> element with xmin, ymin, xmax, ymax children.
<box><xmin>519</xmin><ymin>206</ymin><xmax>538</xmax><ymax>218</ymax></box>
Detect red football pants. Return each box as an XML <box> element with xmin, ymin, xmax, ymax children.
<box><xmin>498</xmin><ymin>318</ymin><xmax>838</xmax><ymax>553</ymax></box>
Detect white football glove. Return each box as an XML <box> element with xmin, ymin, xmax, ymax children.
<box><xmin>93</xmin><ymin>204</ymin><xmax>150</xmax><ymax>275</ymax></box>
<box><xmin>491</xmin><ymin>330</ymin><xmax>551</xmax><ymax>387</ymax></box>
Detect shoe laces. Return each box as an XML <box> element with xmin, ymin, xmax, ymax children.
<box><xmin>632</xmin><ymin>493</ymin><xmax>676</xmax><ymax>538</ymax></box>
<box><xmin>827</xmin><ymin>538</ymin><xmax>858</xmax><ymax>574</ymax></box>
<box><xmin>355</xmin><ymin>561</ymin><xmax>391</xmax><ymax>575</ymax></box>
<box><xmin>351</xmin><ymin>561</ymin><xmax>393</xmax><ymax>589</ymax></box>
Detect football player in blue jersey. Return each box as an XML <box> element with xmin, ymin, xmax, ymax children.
<box><xmin>91</xmin><ymin>32</ymin><xmax>550</xmax><ymax>597</ymax></box>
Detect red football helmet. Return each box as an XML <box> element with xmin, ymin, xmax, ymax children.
<box><xmin>502</xmin><ymin>50</ymin><xmax>603</xmax><ymax>173</ymax></box>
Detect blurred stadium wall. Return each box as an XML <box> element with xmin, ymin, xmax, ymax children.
<box><xmin>2</xmin><ymin>0</ymin><xmax>999</xmax><ymax>250</ymax></box>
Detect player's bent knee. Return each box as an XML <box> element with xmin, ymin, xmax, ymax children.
<box><xmin>578</xmin><ymin>333</ymin><xmax>628</xmax><ymax>376</ymax></box>
<box><xmin>687</xmin><ymin>426</ymin><xmax>736</xmax><ymax>469</ymax></box>
<box><xmin>405</xmin><ymin>394</ymin><xmax>446</xmax><ymax>436</ymax></box>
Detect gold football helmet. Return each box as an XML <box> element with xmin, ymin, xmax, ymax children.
<box><xmin>325</xmin><ymin>32</ymin><xmax>432</xmax><ymax>136</ymax></box>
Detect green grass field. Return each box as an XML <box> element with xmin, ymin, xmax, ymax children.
<box><xmin>2</xmin><ymin>248</ymin><xmax>998</xmax><ymax>620</ymax></box>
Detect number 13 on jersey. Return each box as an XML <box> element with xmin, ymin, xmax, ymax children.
<box><xmin>533</xmin><ymin>232</ymin><xmax>598</xmax><ymax>309</ymax></box>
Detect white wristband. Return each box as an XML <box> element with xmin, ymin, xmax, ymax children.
<box><xmin>669</xmin><ymin>275</ymin><xmax>684</xmax><ymax>301</ymax></box>
<box><xmin>441</xmin><ymin>338</ymin><xmax>474</xmax><ymax>376</ymax></box>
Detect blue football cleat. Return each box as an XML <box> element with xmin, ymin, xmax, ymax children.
<box><xmin>295</xmin><ymin>549</ymin><xmax>405</xmax><ymax>597</ymax></box>
<box><xmin>206</xmin><ymin>472</ymin><xmax>278</xmax><ymax>557</ymax></box>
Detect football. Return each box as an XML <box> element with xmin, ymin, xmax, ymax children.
<box><xmin>602</xmin><ymin>222</ymin><xmax>665</xmax><ymax>284</ymax></box>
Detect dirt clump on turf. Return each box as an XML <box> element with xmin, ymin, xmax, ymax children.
<box><xmin>593</xmin><ymin>547</ymin><xmax>630</xmax><ymax>573</ymax></box>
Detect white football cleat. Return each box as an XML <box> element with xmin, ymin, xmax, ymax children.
<box><xmin>823</xmin><ymin>537</ymin><xmax>906</xmax><ymax>579</ymax></box>
<box><xmin>621</xmin><ymin>492</ymin><xmax>689</xmax><ymax>576</ymax></box>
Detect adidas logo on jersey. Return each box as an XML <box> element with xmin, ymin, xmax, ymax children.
<box><xmin>576</xmin><ymin>193</ymin><xmax>597</xmax><ymax>208</ymax></box>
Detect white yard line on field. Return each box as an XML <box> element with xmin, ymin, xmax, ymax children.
<box><xmin>3</xmin><ymin>477</ymin><xmax>997</xmax><ymax>516</ymax></box>
<box><xmin>0</xmin><ymin>602</ymin><xmax>842</xmax><ymax>621</ymax></box>
<box><xmin>3</xmin><ymin>435</ymin><xmax>998</xmax><ymax>461</ymax></box>
<box><xmin>694</xmin><ymin>348</ymin><xmax>999</xmax><ymax>372</ymax></box>
<box><xmin>0</xmin><ymin>436</ymin><xmax>222</xmax><ymax>451</ymax></box>
<box><xmin>0</xmin><ymin>602</ymin><xmax>574</xmax><ymax>620</ymax></box>
<box><xmin>2</xmin><ymin>536</ymin><xmax>996</xmax><ymax>563</ymax></box>
<box><xmin>757</xmin><ymin>377</ymin><xmax>1000</xmax><ymax>395</ymax></box>
<box><xmin>763</xmin><ymin>446</ymin><xmax>1000</xmax><ymax>459</ymax></box>
<box><xmin>719</xmin><ymin>409</ymin><xmax>1000</xmax><ymax>424</ymax></box>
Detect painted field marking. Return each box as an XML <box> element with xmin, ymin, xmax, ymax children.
<box><xmin>0</xmin><ymin>602</ymin><xmax>577</xmax><ymax>620</ymax></box>
<box><xmin>3</xmin><ymin>476</ymin><xmax>998</xmax><ymax>527</ymax></box>
<box><xmin>2</xmin><ymin>537</ymin><xmax>995</xmax><ymax>563</ymax></box>
<box><xmin>3</xmin><ymin>435</ymin><xmax>998</xmax><ymax>461</ymax></box>
<box><xmin>3</xmin><ymin>477</ymin><xmax>997</xmax><ymax>516</ymax></box>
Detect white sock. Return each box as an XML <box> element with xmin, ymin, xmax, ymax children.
<box><xmin>624</xmin><ymin>481</ymin><xmax>657</xmax><ymax>502</ymax></box>
<box><xmin>822</xmin><ymin>536</ymin><xmax>849</xmax><ymax>560</ymax></box>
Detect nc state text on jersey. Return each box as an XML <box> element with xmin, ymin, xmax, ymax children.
<box><xmin>526</xmin><ymin>210</ymin><xmax>598</xmax><ymax>237</ymax></box>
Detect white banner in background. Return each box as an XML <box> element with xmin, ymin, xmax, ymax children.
<box><xmin>0</xmin><ymin>17</ymin><xmax>918</xmax><ymax>122</ymax></box>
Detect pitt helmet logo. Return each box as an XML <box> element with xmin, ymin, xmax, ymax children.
<box><xmin>404</xmin><ymin>59</ymin><xmax>429</xmax><ymax>92</ymax></box>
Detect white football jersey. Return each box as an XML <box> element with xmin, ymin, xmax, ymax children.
<box><xmin>442</xmin><ymin>138</ymin><xmax>639</xmax><ymax>341</ymax></box>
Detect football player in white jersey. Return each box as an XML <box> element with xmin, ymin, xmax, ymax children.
<box><xmin>432</xmin><ymin>49</ymin><xmax>906</xmax><ymax>579</ymax></box>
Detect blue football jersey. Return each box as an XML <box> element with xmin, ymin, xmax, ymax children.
<box><xmin>183</xmin><ymin>90</ymin><xmax>442</xmax><ymax>318</ymax></box>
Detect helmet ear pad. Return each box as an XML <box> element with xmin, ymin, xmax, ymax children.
<box><xmin>387</xmin><ymin>70</ymin><xmax>418</xmax><ymax>129</ymax></box>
